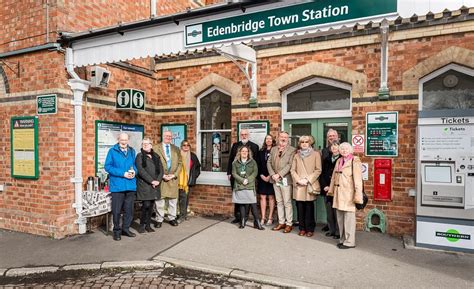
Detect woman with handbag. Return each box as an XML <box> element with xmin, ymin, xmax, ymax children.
<box><xmin>232</xmin><ymin>146</ymin><xmax>264</xmax><ymax>230</ymax></box>
<box><xmin>290</xmin><ymin>135</ymin><xmax>322</xmax><ymax>237</ymax></box>
<box><xmin>328</xmin><ymin>142</ymin><xmax>363</xmax><ymax>249</ymax></box>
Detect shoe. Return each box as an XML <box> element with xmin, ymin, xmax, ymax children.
<box><xmin>298</xmin><ymin>230</ymin><xmax>306</xmax><ymax>236</ymax></box>
<box><xmin>272</xmin><ymin>224</ymin><xmax>286</xmax><ymax>231</ymax></box>
<box><xmin>306</xmin><ymin>232</ymin><xmax>314</xmax><ymax>237</ymax></box>
<box><xmin>322</xmin><ymin>225</ymin><xmax>329</xmax><ymax>232</ymax></box>
<box><xmin>239</xmin><ymin>219</ymin><xmax>246</xmax><ymax>229</ymax></box>
<box><xmin>145</xmin><ymin>226</ymin><xmax>155</xmax><ymax>233</ymax></box>
<box><xmin>231</xmin><ymin>218</ymin><xmax>240</xmax><ymax>224</ymax></box>
<box><xmin>113</xmin><ymin>233</ymin><xmax>121</xmax><ymax>241</ymax></box>
<box><xmin>283</xmin><ymin>226</ymin><xmax>293</xmax><ymax>233</ymax></box>
<box><xmin>154</xmin><ymin>222</ymin><xmax>162</xmax><ymax>228</ymax></box>
<box><xmin>325</xmin><ymin>232</ymin><xmax>335</xmax><ymax>237</ymax></box>
<box><xmin>138</xmin><ymin>226</ymin><xmax>146</xmax><ymax>234</ymax></box>
<box><xmin>266</xmin><ymin>219</ymin><xmax>273</xmax><ymax>226</ymax></box>
<box><xmin>122</xmin><ymin>230</ymin><xmax>136</xmax><ymax>237</ymax></box>
<box><xmin>176</xmin><ymin>218</ymin><xmax>184</xmax><ymax>224</ymax></box>
<box><xmin>333</xmin><ymin>235</ymin><xmax>340</xmax><ymax>239</ymax></box>
<box><xmin>254</xmin><ymin>220</ymin><xmax>265</xmax><ymax>230</ymax></box>
<box><xmin>338</xmin><ymin>244</ymin><xmax>355</xmax><ymax>249</ymax></box>
<box><xmin>169</xmin><ymin>220</ymin><xmax>179</xmax><ymax>226</ymax></box>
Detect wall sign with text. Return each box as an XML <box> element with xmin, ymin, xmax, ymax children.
<box><xmin>185</xmin><ymin>0</ymin><xmax>397</xmax><ymax>47</ymax></box>
<box><xmin>11</xmin><ymin>116</ymin><xmax>39</xmax><ymax>179</ymax></box>
<box><xmin>366</xmin><ymin>112</ymin><xmax>398</xmax><ymax>156</ymax></box>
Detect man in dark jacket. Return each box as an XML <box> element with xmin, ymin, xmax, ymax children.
<box><xmin>227</xmin><ymin>129</ymin><xmax>259</xmax><ymax>223</ymax></box>
<box><xmin>320</xmin><ymin>129</ymin><xmax>339</xmax><ymax>232</ymax></box>
<box><xmin>104</xmin><ymin>133</ymin><xmax>137</xmax><ymax>241</ymax></box>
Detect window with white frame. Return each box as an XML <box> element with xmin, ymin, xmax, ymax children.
<box><xmin>197</xmin><ymin>88</ymin><xmax>232</xmax><ymax>174</ymax></box>
<box><xmin>282</xmin><ymin>77</ymin><xmax>352</xmax><ymax>119</ymax></box>
<box><xmin>421</xmin><ymin>64</ymin><xmax>474</xmax><ymax>111</ymax></box>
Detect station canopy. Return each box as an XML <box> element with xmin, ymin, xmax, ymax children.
<box><xmin>61</xmin><ymin>0</ymin><xmax>474</xmax><ymax>68</ymax></box>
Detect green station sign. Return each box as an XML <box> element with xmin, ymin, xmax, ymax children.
<box><xmin>37</xmin><ymin>94</ymin><xmax>57</xmax><ymax>115</ymax></box>
<box><xmin>366</xmin><ymin>112</ymin><xmax>398</xmax><ymax>156</ymax></box>
<box><xmin>185</xmin><ymin>0</ymin><xmax>397</xmax><ymax>46</ymax></box>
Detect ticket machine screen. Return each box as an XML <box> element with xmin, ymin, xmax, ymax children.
<box><xmin>424</xmin><ymin>166</ymin><xmax>451</xmax><ymax>183</ymax></box>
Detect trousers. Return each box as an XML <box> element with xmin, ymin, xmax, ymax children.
<box><xmin>111</xmin><ymin>191</ymin><xmax>136</xmax><ymax>233</ymax></box>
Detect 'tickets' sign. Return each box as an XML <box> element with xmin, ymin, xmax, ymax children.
<box><xmin>185</xmin><ymin>0</ymin><xmax>397</xmax><ymax>47</ymax></box>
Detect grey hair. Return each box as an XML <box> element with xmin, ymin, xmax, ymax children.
<box><xmin>339</xmin><ymin>142</ymin><xmax>354</xmax><ymax>153</ymax></box>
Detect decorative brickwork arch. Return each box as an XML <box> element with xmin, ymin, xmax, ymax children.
<box><xmin>185</xmin><ymin>73</ymin><xmax>241</xmax><ymax>103</ymax></box>
<box><xmin>0</xmin><ymin>66</ymin><xmax>9</xmax><ymax>97</ymax></box>
<box><xmin>403</xmin><ymin>46</ymin><xmax>474</xmax><ymax>91</ymax></box>
<box><xmin>266</xmin><ymin>62</ymin><xmax>367</xmax><ymax>102</ymax></box>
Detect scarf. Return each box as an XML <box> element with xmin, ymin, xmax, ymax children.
<box><xmin>337</xmin><ymin>154</ymin><xmax>354</xmax><ymax>172</ymax></box>
<box><xmin>178</xmin><ymin>150</ymin><xmax>191</xmax><ymax>193</ymax></box>
<box><xmin>141</xmin><ymin>148</ymin><xmax>161</xmax><ymax>177</ymax></box>
<box><xmin>299</xmin><ymin>147</ymin><xmax>313</xmax><ymax>159</ymax></box>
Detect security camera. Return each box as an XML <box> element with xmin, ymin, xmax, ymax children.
<box><xmin>91</xmin><ymin>66</ymin><xmax>111</xmax><ymax>88</ymax></box>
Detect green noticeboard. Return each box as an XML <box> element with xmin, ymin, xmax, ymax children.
<box><xmin>37</xmin><ymin>94</ymin><xmax>57</xmax><ymax>115</ymax></box>
<box><xmin>11</xmin><ymin>116</ymin><xmax>39</xmax><ymax>179</ymax></box>
<box><xmin>365</xmin><ymin>112</ymin><xmax>398</xmax><ymax>157</ymax></box>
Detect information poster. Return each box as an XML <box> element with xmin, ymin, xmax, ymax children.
<box><xmin>11</xmin><ymin>116</ymin><xmax>39</xmax><ymax>179</ymax></box>
<box><xmin>237</xmin><ymin>120</ymin><xmax>270</xmax><ymax>149</ymax></box>
<box><xmin>366</xmin><ymin>112</ymin><xmax>398</xmax><ymax>156</ymax></box>
<box><xmin>161</xmin><ymin>124</ymin><xmax>187</xmax><ymax>146</ymax></box>
<box><xmin>95</xmin><ymin>121</ymin><xmax>144</xmax><ymax>175</ymax></box>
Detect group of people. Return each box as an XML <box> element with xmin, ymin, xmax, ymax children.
<box><xmin>227</xmin><ymin>129</ymin><xmax>364</xmax><ymax>249</ymax></box>
<box><xmin>104</xmin><ymin>128</ymin><xmax>364</xmax><ymax>249</ymax></box>
<box><xmin>104</xmin><ymin>131</ymin><xmax>201</xmax><ymax>241</ymax></box>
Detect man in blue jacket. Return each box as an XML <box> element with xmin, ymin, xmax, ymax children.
<box><xmin>105</xmin><ymin>132</ymin><xmax>138</xmax><ymax>241</ymax></box>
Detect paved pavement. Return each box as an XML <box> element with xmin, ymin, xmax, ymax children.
<box><xmin>1</xmin><ymin>216</ymin><xmax>473</xmax><ymax>288</ymax></box>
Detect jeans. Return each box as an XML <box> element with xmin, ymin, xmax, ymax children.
<box><xmin>111</xmin><ymin>191</ymin><xmax>136</xmax><ymax>234</ymax></box>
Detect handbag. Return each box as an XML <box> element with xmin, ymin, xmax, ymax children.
<box><xmin>352</xmin><ymin>159</ymin><xmax>368</xmax><ymax>210</ymax></box>
<box><xmin>299</xmin><ymin>154</ymin><xmax>319</xmax><ymax>195</ymax></box>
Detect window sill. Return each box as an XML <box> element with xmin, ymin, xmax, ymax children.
<box><xmin>196</xmin><ymin>171</ymin><xmax>231</xmax><ymax>187</ymax></box>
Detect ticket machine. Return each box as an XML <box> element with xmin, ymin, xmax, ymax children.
<box><xmin>416</xmin><ymin>115</ymin><xmax>474</xmax><ymax>252</ymax></box>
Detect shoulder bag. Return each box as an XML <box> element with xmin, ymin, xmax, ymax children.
<box><xmin>352</xmin><ymin>159</ymin><xmax>368</xmax><ymax>210</ymax></box>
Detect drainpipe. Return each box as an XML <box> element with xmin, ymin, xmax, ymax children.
<box><xmin>150</xmin><ymin>0</ymin><xmax>157</xmax><ymax>17</ymax></box>
<box><xmin>65</xmin><ymin>48</ymin><xmax>90</xmax><ymax>234</ymax></box>
<box><xmin>45</xmin><ymin>0</ymin><xmax>50</xmax><ymax>43</ymax></box>
<box><xmin>378</xmin><ymin>19</ymin><xmax>390</xmax><ymax>100</ymax></box>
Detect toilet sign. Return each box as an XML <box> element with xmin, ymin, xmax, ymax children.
<box><xmin>116</xmin><ymin>89</ymin><xmax>145</xmax><ymax>111</ymax></box>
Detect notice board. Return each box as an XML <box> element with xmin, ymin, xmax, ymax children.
<box><xmin>366</xmin><ymin>112</ymin><xmax>398</xmax><ymax>156</ymax></box>
<box><xmin>11</xmin><ymin>116</ymin><xmax>39</xmax><ymax>179</ymax></box>
<box><xmin>95</xmin><ymin>120</ymin><xmax>144</xmax><ymax>175</ymax></box>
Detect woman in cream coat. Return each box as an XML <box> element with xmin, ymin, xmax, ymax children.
<box><xmin>290</xmin><ymin>135</ymin><xmax>322</xmax><ymax>237</ymax></box>
<box><xmin>329</xmin><ymin>142</ymin><xmax>363</xmax><ymax>249</ymax></box>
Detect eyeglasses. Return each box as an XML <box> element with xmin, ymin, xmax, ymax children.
<box><xmin>182</xmin><ymin>144</ymin><xmax>190</xmax><ymax>147</ymax></box>
<box><xmin>300</xmin><ymin>141</ymin><xmax>310</xmax><ymax>144</ymax></box>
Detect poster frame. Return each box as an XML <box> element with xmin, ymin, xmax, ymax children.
<box><xmin>95</xmin><ymin>120</ymin><xmax>145</xmax><ymax>174</ymax></box>
<box><xmin>160</xmin><ymin>123</ymin><xmax>188</xmax><ymax>146</ymax></box>
<box><xmin>11</xmin><ymin>116</ymin><xmax>39</xmax><ymax>179</ymax></box>
<box><xmin>237</xmin><ymin>120</ymin><xmax>270</xmax><ymax>148</ymax></box>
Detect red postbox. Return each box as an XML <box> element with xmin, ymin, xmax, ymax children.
<box><xmin>374</xmin><ymin>159</ymin><xmax>392</xmax><ymax>201</ymax></box>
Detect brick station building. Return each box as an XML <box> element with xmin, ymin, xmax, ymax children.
<box><xmin>1</xmin><ymin>1</ymin><xmax>473</xmax><ymax>241</ymax></box>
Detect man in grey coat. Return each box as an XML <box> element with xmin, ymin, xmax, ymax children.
<box><xmin>267</xmin><ymin>131</ymin><xmax>296</xmax><ymax>233</ymax></box>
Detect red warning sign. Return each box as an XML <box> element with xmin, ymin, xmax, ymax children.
<box><xmin>352</xmin><ymin>134</ymin><xmax>365</xmax><ymax>153</ymax></box>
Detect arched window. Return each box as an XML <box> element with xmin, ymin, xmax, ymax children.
<box><xmin>196</xmin><ymin>87</ymin><xmax>232</xmax><ymax>185</ymax></box>
<box><xmin>420</xmin><ymin>64</ymin><xmax>474</xmax><ymax>111</ymax></box>
<box><xmin>283</xmin><ymin>77</ymin><xmax>352</xmax><ymax>119</ymax></box>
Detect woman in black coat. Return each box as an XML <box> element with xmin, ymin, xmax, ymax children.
<box><xmin>135</xmin><ymin>137</ymin><xmax>164</xmax><ymax>233</ymax></box>
<box><xmin>319</xmin><ymin>141</ymin><xmax>340</xmax><ymax>238</ymax></box>
<box><xmin>178</xmin><ymin>140</ymin><xmax>201</xmax><ymax>222</ymax></box>
<box><xmin>257</xmin><ymin>134</ymin><xmax>276</xmax><ymax>226</ymax></box>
